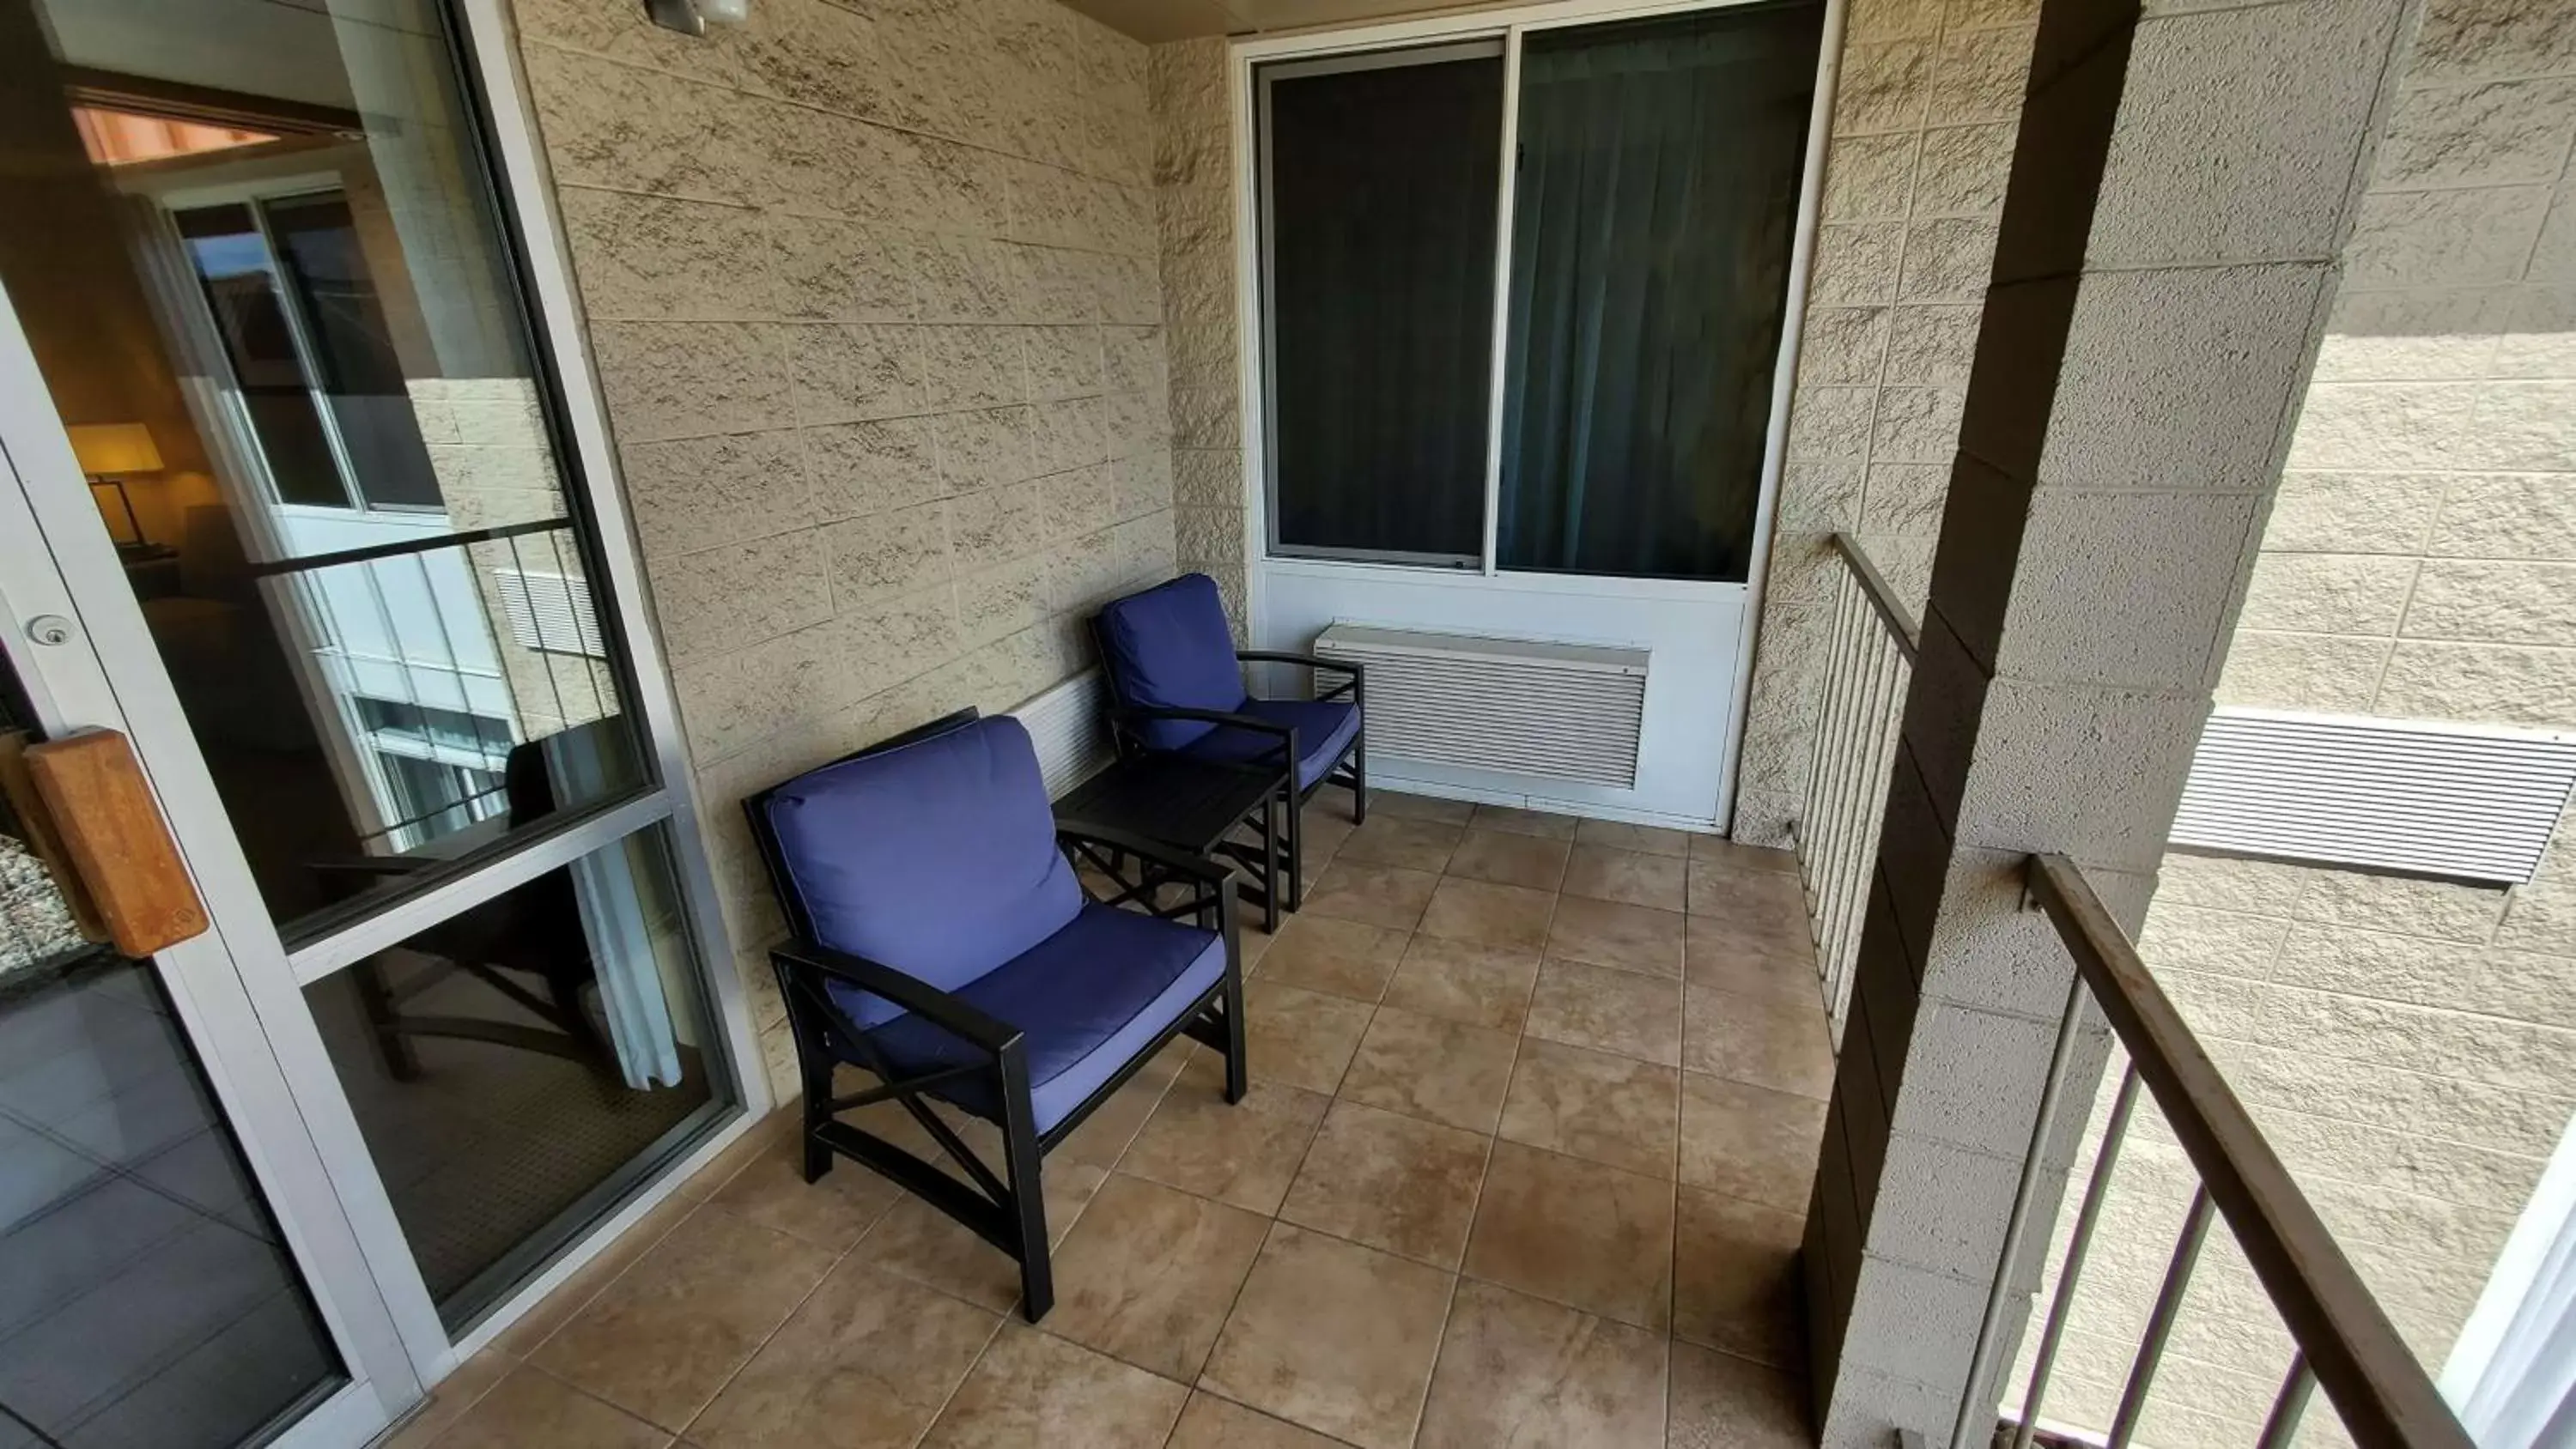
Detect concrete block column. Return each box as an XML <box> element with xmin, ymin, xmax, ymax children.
<box><xmin>1801</xmin><ymin>0</ymin><xmax>2423</xmax><ymax>1442</ymax></box>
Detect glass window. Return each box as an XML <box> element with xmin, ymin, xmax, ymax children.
<box><xmin>1260</xmin><ymin>44</ymin><xmax>1505</xmax><ymax>565</ymax></box>
<box><xmin>1251</xmin><ymin>3</ymin><xmax>1826</xmax><ymax>581</ymax></box>
<box><xmin>1498</xmin><ymin>6</ymin><xmax>1823</xmax><ymax>581</ymax></box>
<box><xmin>3</xmin><ymin>0</ymin><xmax>653</xmax><ymax>937</ymax></box>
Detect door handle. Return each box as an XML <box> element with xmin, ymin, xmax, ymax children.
<box><xmin>5</xmin><ymin>727</ymin><xmax>209</xmax><ymax>957</ymax></box>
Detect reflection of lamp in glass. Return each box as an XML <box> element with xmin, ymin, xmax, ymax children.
<box><xmin>67</xmin><ymin>423</ymin><xmax>163</xmax><ymax>552</ymax></box>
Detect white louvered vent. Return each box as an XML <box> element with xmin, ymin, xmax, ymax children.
<box><xmin>1314</xmin><ymin>623</ymin><xmax>1649</xmax><ymax>790</ymax></box>
<box><xmin>1012</xmin><ymin>669</ymin><xmax>1113</xmax><ymax>799</ymax></box>
<box><xmin>2172</xmin><ymin>708</ymin><xmax>2576</xmax><ymax>885</ymax></box>
<box><xmin>489</xmin><ymin>567</ymin><xmax>605</xmax><ymax>657</ymax></box>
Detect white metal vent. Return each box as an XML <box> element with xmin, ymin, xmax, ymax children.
<box><xmin>1314</xmin><ymin>623</ymin><xmax>1649</xmax><ymax>790</ymax></box>
<box><xmin>2171</xmin><ymin>707</ymin><xmax>2576</xmax><ymax>885</ymax></box>
<box><xmin>1012</xmin><ymin>669</ymin><xmax>1114</xmax><ymax>799</ymax></box>
<box><xmin>489</xmin><ymin>567</ymin><xmax>605</xmax><ymax>657</ymax></box>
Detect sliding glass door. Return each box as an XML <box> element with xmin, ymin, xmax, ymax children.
<box><xmin>1255</xmin><ymin>0</ymin><xmax>1826</xmax><ymax>584</ymax></box>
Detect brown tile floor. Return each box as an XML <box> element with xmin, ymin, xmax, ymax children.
<box><xmin>386</xmin><ymin>793</ymin><xmax>1835</xmax><ymax>1449</ymax></box>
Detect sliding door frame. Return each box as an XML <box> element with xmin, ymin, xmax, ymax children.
<box><xmin>1230</xmin><ymin>0</ymin><xmax>1845</xmax><ymax>828</ymax></box>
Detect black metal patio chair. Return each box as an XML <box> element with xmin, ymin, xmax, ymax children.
<box><xmin>743</xmin><ymin>708</ymin><xmax>1246</xmax><ymax>1321</ymax></box>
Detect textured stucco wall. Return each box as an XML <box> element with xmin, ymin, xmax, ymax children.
<box><xmin>509</xmin><ymin>0</ymin><xmax>1176</xmax><ymax>1098</ymax></box>
<box><xmin>1728</xmin><ymin>0</ymin><xmax>2038</xmax><ymax>848</ymax></box>
<box><xmin>2004</xmin><ymin>3</ymin><xmax>2576</xmax><ymax>1442</ymax></box>
<box><xmin>1150</xmin><ymin>37</ymin><xmax>1249</xmax><ymax>641</ymax></box>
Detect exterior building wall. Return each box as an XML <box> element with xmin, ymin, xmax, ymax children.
<box><xmin>2003</xmin><ymin>3</ymin><xmax>2576</xmax><ymax>1441</ymax></box>
<box><xmin>507</xmin><ymin>0</ymin><xmax>1176</xmax><ymax>1099</ymax></box>
<box><xmin>1728</xmin><ymin>0</ymin><xmax>2038</xmax><ymax>849</ymax></box>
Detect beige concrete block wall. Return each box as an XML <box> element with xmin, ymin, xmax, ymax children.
<box><xmin>1729</xmin><ymin>0</ymin><xmax>2038</xmax><ymax>849</ymax></box>
<box><xmin>1150</xmin><ymin>38</ymin><xmax>1249</xmax><ymax>640</ymax></box>
<box><xmin>2000</xmin><ymin>2</ymin><xmax>2576</xmax><ymax>1440</ymax></box>
<box><xmin>507</xmin><ymin>0</ymin><xmax>1176</xmax><ymax>1098</ymax></box>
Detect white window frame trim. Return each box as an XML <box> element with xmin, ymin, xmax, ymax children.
<box><xmin>1228</xmin><ymin>0</ymin><xmax>1843</xmax><ymax>829</ymax></box>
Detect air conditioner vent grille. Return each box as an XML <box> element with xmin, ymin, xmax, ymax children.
<box><xmin>1315</xmin><ymin>623</ymin><xmax>1649</xmax><ymax>790</ymax></box>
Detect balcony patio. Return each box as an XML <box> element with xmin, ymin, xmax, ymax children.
<box><xmin>386</xmin><ymin>791</ymin><xmax>1830</xmax><ymax>1447</ymax></box>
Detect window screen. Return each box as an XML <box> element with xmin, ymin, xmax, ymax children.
<box><xmin>1260</xmin><ymin>45</ymin><xmax>1504</xmax><ymax>564</ymax></box>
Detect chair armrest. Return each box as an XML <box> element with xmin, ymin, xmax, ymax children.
<box><xmin>1054</xmin><ymin>821</ymin><xmax>1232</xmax><ymax>886</ymax></box>
<box><xmin>1107</xmin><ymin>704</ymin><xmax>1296</xmax><ymax>765</ymax></box>
<box><xmin>769</xmin><ymin>939</ymin><xmax>1022</xmax><ymax>1055</ymax></box>
<box><xmin>1236</xmin><ymin>652</ymin><xmax>1361</xmax><ymax>703</ymax></box>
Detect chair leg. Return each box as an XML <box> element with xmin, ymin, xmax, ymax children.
<box><xmin>1222</xmin><ymin>958</ymin><xmax>1249</xmax><ymax>1105</ymax></box>
<box><xmin>1350</xmin><ymin>733</ymin><xmax>1368</xmax><ymax>825</ymax></box>
<box><xmin>1285</xmin><ymin>781</ymin><xmax>1305</xmax><ymax>910</ymax></box>
<box><xmin>1259</xmin><ymin>790</ymin><xmax>1280</xmax><ymax>934</ymax></box>
<box><xmin>998</xmin><ymin>1049</ymin><xmax>1053</xmax><ymax>1322</ymax></box>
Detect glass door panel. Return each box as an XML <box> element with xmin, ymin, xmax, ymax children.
<box><xmin>0</xmin><ymin>675</ymin><xmax>345</xmax><ymax>1448</ymax></box>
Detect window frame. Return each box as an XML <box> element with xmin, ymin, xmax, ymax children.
<box><xmin>1235</xmin><ymin>0</ymin><xmax>1838</xmax><ymax>597</ymax></box>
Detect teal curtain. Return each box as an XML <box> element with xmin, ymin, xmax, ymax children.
<box><xmin>1498</xmin><ymin>3</ymin><xmax>1823</xmax><ymax>581</ymax></box>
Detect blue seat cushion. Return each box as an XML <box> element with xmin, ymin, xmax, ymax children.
<box><xmin>1095</xmin><ymin>574</ymin><xmax>1249</xmax><ymax>752</ymax></box>
<box><xmin>763</xmin><ymin>716</ymin><xmax>1081</xmax><ymax>1028</ymax></box>
<box><xmin>1186</xmin><ymin>697</ymin><xmax>1360</xmax><ymax>791</ymax></box>
<box><xmin>846</xmin><ymin>902</ymin><xmax>1225</xmax><ymax>1134</ymax></box>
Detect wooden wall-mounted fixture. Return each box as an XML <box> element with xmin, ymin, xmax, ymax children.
<box><xmin>11</xmin><ymin>727</ymin><xmax>208</xmax><ymax>957</ymax></box>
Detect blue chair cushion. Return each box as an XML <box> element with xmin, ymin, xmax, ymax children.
<box><xmin>849</xmin><ymin>901</ymin><xmax>1225</xmax><ymax>1134</ymax></box>
<box><xmin>1187</xmin><ymin>698</ymin><xmax>1360</xmax><ymax>791</ymax></box>
<box><xmin>762</xmin><ymin>716</ymin><xmax>1081</xmax><ymax>1028</ymax></box>
<box><xmin>1095</xmin><ymin>574</ymin><xmax>1249</xmax><ymax>751</ymax></box>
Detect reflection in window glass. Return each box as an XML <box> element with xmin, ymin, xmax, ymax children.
<box><xmin>303</xmin><ymin>824</ymin><xmax>724</xmax><ymax>1327</ymax></box>
<box><xmin>2</xmin><ymin>0</ymin><xmax>652</xmax><ymax>935</ymax></box>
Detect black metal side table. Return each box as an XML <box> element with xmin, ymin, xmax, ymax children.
<box><xmin>1054</xmin><ymin>754</ymin><xmax>1291</xmax><ymax>932</ymax></box>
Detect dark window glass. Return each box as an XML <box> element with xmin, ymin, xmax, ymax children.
<box><xmin>1261</xmin><ymin>46</ymin><xmax>1504</xmax><ymax>563</ymax></box>
<box><xmin>1496</xmin><ymin>3</ymin><xmax>1824</xmax><ymax>581</ymax></box>
<box><xmin>177</xmin><ymin>203</ymin><xmax>348</xmax><ymax>508</ymax></box>
<box><xmin>264</xmin><ymin>191</ymin><xmax>444</xmax><ymax>509</ymax></box>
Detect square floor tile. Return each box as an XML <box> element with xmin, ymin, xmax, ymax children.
<box><xmin>1416</xmin><ymin>1279</ymin><xmax>1668</xmax><ymax>1449</ymax></box>
<box><xmin>1381</xmin><ymin>936</ymin><xmax>1542</xmax><ymax>1034</ymax></box>
<box><xmin>1041</xmin><ymin>1173</ymin><xmax>1271</xmax><ymax>1381</ymax></box>
<box><xmin>1447</xmin><ymin>829</ymin><xmax>1572</xmax><ymax>891</ymax></box>
<box><xmin>1200</xmin><ymin>1224</ymin><xmax>1456</xmax><ymax>1449</ymax></box>
<box><xmin>1684</xmin><ymin>925</ymin><xmax>1825</xmax><ymax>1007</ymax></box>
<box><xmin>848</xmin><ymin>1161</ymin><xmax>1108</xmax><ymax>1313</ymax></box>
<box><xmin>1166</xmin><ymin>1391</ymin><xmax>1351</xmax><ymax>1448</ymax></box>
<box><xmin>1526</xmin><ymin>958</ymin><xmax>1683</xmax><ymax>1067</ymax></box>
<box><xmin>690</xmin><ymin>1264</ymin><xmax>998</xmax><ymax>1449</ymax></box>
<box><xmin>1337</xmin><ymin>815</ymin><xmax>1465</xmax><ymax>872</ymax></box>
<box><xmin>1259</xmin><ymin>915</ymin><xmax>1411</xmax><ymax>1003</ymax></box>
<box><xmin>1686</xmin><ymin>864</ymin><xmax>1814</xmax><ymax>959</ymax></box>
<box><xmin>1688</xmin><ymin>836</ymin><xmax>1800</xmax><ymax>875</ymax></box>
<box><xmin>1576</xmin><ymin>819</ymin><xmax>1693</xmax><ymax>858</ymax></box>
<box><xmin>1419</xmin><ymin>877</ymin><xmax>1558</xmax><ymax>952</ymax></box>
<box><xmin>1464</xmin><ymin>1140</ymin><xmax>1673</xmax><ymax>1331</ymax></box>
<box><xmin>428</xmin><ymin>1367</ymin><xmax>665</xmax><ymax>1449</ymax></box>
<box><xmin>1468</xmin><ymin>803</ymin><xmax>1579</xmax><ymax>840</ymax></box>
<box><xmin>1680</xmin><ymin>986</ymin><xmax>1835</xmax><ymax>1100</ymax></box>
<box><xmin>1668</xmin><ymin>1341</ymin><xmax>1809</xmax><ymax>1449</ymax></box>
<box><xmin>919</xmin><ymin>1326</ymin><xmax>1188</xmax><ymax>1447</ymax></box>
<box><xmin>1306</xmin><ymin>861</ymin><xmax>1441</xmax><ymax>931</ymax></box>
<box><xmin>1121</xmin><ymin>1052</ymin><xmax>1328</xmax><ymax>1216</ymax></box>
<box><xmin>1672</xmin><ymin>1186</ymin><xmax>1803</xmax><ymax>1367</ymax></box>
<box><xmin>1296</xmin><ymin>804</ymin><xmax>1358</xmax><ymax>866</ymax></box>
<box><xmin>1563</xmin><ymin>845</ymin><xmax>1691</xmax><ymax>912</ymax></box>
<box><xmin>1247</xmin><ymin>981</ymin><xmax>1376</xmax><ymax>1094</ymax></box>
<box><xmin>1499</xmin><ymin>1039</ymin><xmax>1680</xmax><ymax>1179</ymax></box>
<box><xmin>1548</xmin><ymin>894</ymin><xmax>1689</xmax><ymax>978</ymax></box>
<box><xmin>532</xmin><ymin>1209</ymin><xmax>837</xmax><ymax>1430</ymax></box>
<box><xmin>1372</xmin><ymin>792</ymin><xmax>1476</xmax><ymax>825</ymax></box>
<box><xmin>1339</xmin><ymin>1005</ymin><xmax>1520</xmax><ymax>1134</ymax></box>
<box><xmin>1279</xmin><ymin>1099</ymin><xmax>1491</xmax><ymax>1267</ymax></box>
<box><xmin>1679</xmin><ymin>1073</ymin><xmax>1827</xmax><ymax>1214</ymax></box>
<box><xmin>703</xmin><ymin>1129</ymin><xmax>901</xmax><ymax>1252</ymax></box>
<box><xmin>1056</xmin><ymin>1039</ymin><xmax>1192</xmax><ymax>1171</ymax></box>
<box><xmin>492</xmin><ymin>1190</ymin><xmax>698</xmax><ymax>1359</ymax></box>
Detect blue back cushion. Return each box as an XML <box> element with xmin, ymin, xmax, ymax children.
<box><xmin>762</xmin><ymin>716</ymin><xmax>1081</xmax><ymax>1027</ymax></box>
<box><xmin>1097</xmin><ymin>573</ymin><xmax>1248</xmax><ymax>750</ymax></box>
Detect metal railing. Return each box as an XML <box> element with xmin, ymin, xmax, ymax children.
<box><xmin>1955</xmin><ymin>854</ymin><xmax>2476</xmax><ymax>1449</ymax></box>
<box><xmin>1797</xmin><ymin>532</ymin><xmax>1917</xmax><ymax>1040</ymax></box>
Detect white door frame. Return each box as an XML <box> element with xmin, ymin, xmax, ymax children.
<box><xmin>0</xmin><ymin>0</ymin><xmax>773</xmax><ymax>1407</ymax></box>
<box><xmin>0</xmin><ymin>406</ymin><xmax>420</xmax><ymax>1447</ymax></box>
<box><xmin>1227</xmin><ymin>0</ymin><xmax>1839</xmax><ymax>831</ymax></box>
